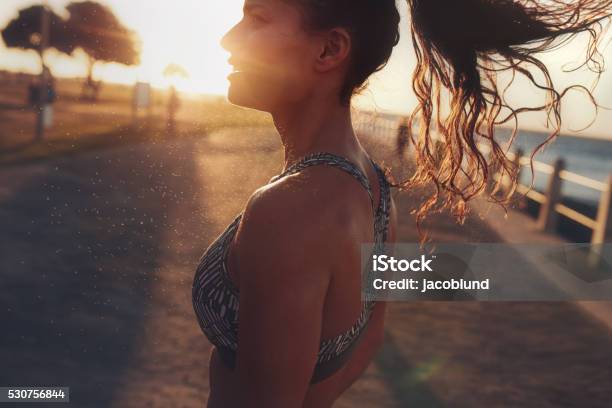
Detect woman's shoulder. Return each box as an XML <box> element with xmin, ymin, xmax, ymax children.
<box><xmin>230</xmin><ymin>171</ymin><xmax>350</xmax><ymax>295</ymax></box>
<box><xmin>242</xmin><ymin>167</ymin><xmax>363</xmax><ymax>243</ymax></box>
<box><xmin>230</xmin><ymin>165</ymin><xmax>387</xmax><ymax>292</ymax></box>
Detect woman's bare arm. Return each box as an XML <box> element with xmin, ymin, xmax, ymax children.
<box><xmin>337</xmin><ymin>195</ymin><xmax>396</xmax><ymax>392</ymax></box>
<box><xmin>232</xmin><ymin>179</ymin><xmax>341</xmax><ymax>407</ymax></box>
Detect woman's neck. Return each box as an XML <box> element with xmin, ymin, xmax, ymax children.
<box><xmin>272</xmin><ymin>96</ymin><xmax>361</xmax><ymax>171</ymax></box>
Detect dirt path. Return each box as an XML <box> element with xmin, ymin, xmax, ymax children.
<box><xmin>1</xmin><ymin>127</ymin><xmax>611</xmax><ymax>407</ymax></box>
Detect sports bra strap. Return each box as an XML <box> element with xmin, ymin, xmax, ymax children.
<box><xmin>268</xmin><ymin>151</ymin><xmax>392</xmax><ymax>246</ymax></box>
<box><xmin>268</xmin><ymin>152</ymin><xmax>376</xmax><ymax>212</ymax></box>
<box><xmin>371</xmin><ymin>160</ymin><xmax>391</xmax><ymax>244</ymax></box>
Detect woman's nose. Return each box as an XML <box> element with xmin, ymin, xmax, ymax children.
<box><xmin>220</xmin><ymin>22</ymin><xmax>240</xmax><ymax>52</ymax></box>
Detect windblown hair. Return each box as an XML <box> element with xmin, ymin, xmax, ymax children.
<box><xmin>295</xmin><ymin>0</ymin><xmax>611</xmax><ymax>239</ymax></box>
<box><xmin>404</xmin><ymin>0</ymin><xmax>612</xmax><ymax>238</ymax></box>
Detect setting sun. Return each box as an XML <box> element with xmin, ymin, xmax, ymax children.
<box><xmin>0</xmin><ymin>0</ymin><xmax>245</xmax><ymax>95</ymax></box>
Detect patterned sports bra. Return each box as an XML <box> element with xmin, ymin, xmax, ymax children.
<box><xmin>192</xmin><ymin>152</ymin><xmax>391</xmax><ymax>384</ymax></box>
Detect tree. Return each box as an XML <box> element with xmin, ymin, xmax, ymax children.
<box><xmin>65</xmin><ymin>1</ymin><xmax>140</xmax><ymax>100</ymax></box>
<box><xmin>1</xmin><ymin>5</ymin><xmax>75</xmax><ymax>68</ymax></box>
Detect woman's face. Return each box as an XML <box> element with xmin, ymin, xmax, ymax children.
<box><xmin>221</xmin><ymin>0</ymin><xmax>323</xmax><ymax>112</ymax></box>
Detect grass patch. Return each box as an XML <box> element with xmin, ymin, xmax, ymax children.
<box><xmin>0</xmin><ymin>78</ymin><xmax>272</xmax><ymax>166</ymax></box>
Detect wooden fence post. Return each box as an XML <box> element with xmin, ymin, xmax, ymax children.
<box><xmin>589</xmin><ymin>173</ymin><xmax>612</xmax><ymax>267</ymax></box>
<box><xmin>537</xmin><ymin>158</ymin><xmax>564</xmax><ymax>233</ymax></box>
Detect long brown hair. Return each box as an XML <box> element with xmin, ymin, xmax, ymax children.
<box><xmin>403</xmin><ymin>0</ymin><xmax>612</xmax><ymax>238</ymax></box>
<box><xmin>293</xmin><ymin>0</ymin><xmax>611</xmax><ymax>238</ymax></box>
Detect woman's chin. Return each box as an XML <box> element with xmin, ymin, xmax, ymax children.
<box><xmin>227</xmin><ymin>89</ymin><xmax>257</xmax><ymax>110</ymax></box>
<box><xmin>227</xmin><ymin>80</ymin><xmax>269</xmax><ymax>112</ymax></box>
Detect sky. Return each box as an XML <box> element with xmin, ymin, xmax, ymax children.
<box><xmin>1</xmin><ymin>0</ymin><xmax>611</xmax><ymax>138</ymax></box>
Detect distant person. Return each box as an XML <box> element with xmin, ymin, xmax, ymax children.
<box><xmin>166</xmin><ymin>86</ymin><xmax>181</xmax><ymax>135</ymax></box>
<box><xmin>191</xmin><ymin>1</ymin><xmax>610</xmax><ymax>407</ymax></box>
<box><xmin>396</xmin><ymin>116</ymin><xmax>410</xmax><ymax>157</ymax></box>
<box><xmin>28</xmin><ymin>67</ymin><xmax>56</xmax><ymax>107</ymax></box>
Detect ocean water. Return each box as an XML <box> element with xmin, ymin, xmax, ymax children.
<box><xmin>497</xmin><ymin>129</ymin><xmax>612</xmax><ymax>206</ymax></box>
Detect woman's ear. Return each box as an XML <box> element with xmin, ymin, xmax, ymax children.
<box><xmin>314</xmin><ymin>28</ymin><xmax>351</xmax><ymax>73</ymax></box>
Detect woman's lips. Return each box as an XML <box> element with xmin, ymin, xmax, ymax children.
<box><xmin>228</xmin><ymin>57</ymin><xmax>256</xmax><ymax>77</ymax></box>
<box><xmin>228</xmin><ymin>58</ymin><xmax>245</xmax><ymax>70</ymax></box>
<box><xmin>227</xmin><ymin>64</ymin><xmax>252</xmax><ymax>79</ymax></box>
<box><xmin>227</xmin><ymin>70</ymin><xmax>245</xmax><ymax>80</ymax></box>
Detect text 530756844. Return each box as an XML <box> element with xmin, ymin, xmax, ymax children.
<box><xmin>0</xmin><ymin>387</ymin><xmax>69</xmax><ymax>403</ymax></box>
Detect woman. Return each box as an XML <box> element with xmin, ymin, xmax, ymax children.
<box><xmin>193</xmin><ymin>0</ymin><xmax>611</xmax><ymax>406</ymax></box>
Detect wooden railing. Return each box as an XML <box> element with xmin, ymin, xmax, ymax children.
<box><xmin>493</xmin><ymin>149</ymin><xmax>612</xmax><ymax>249</ymax></box>
<box><xmin>498</xmin><ymin>149</ymin><xmax>612</xmax><ymax>267</ymax></box>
